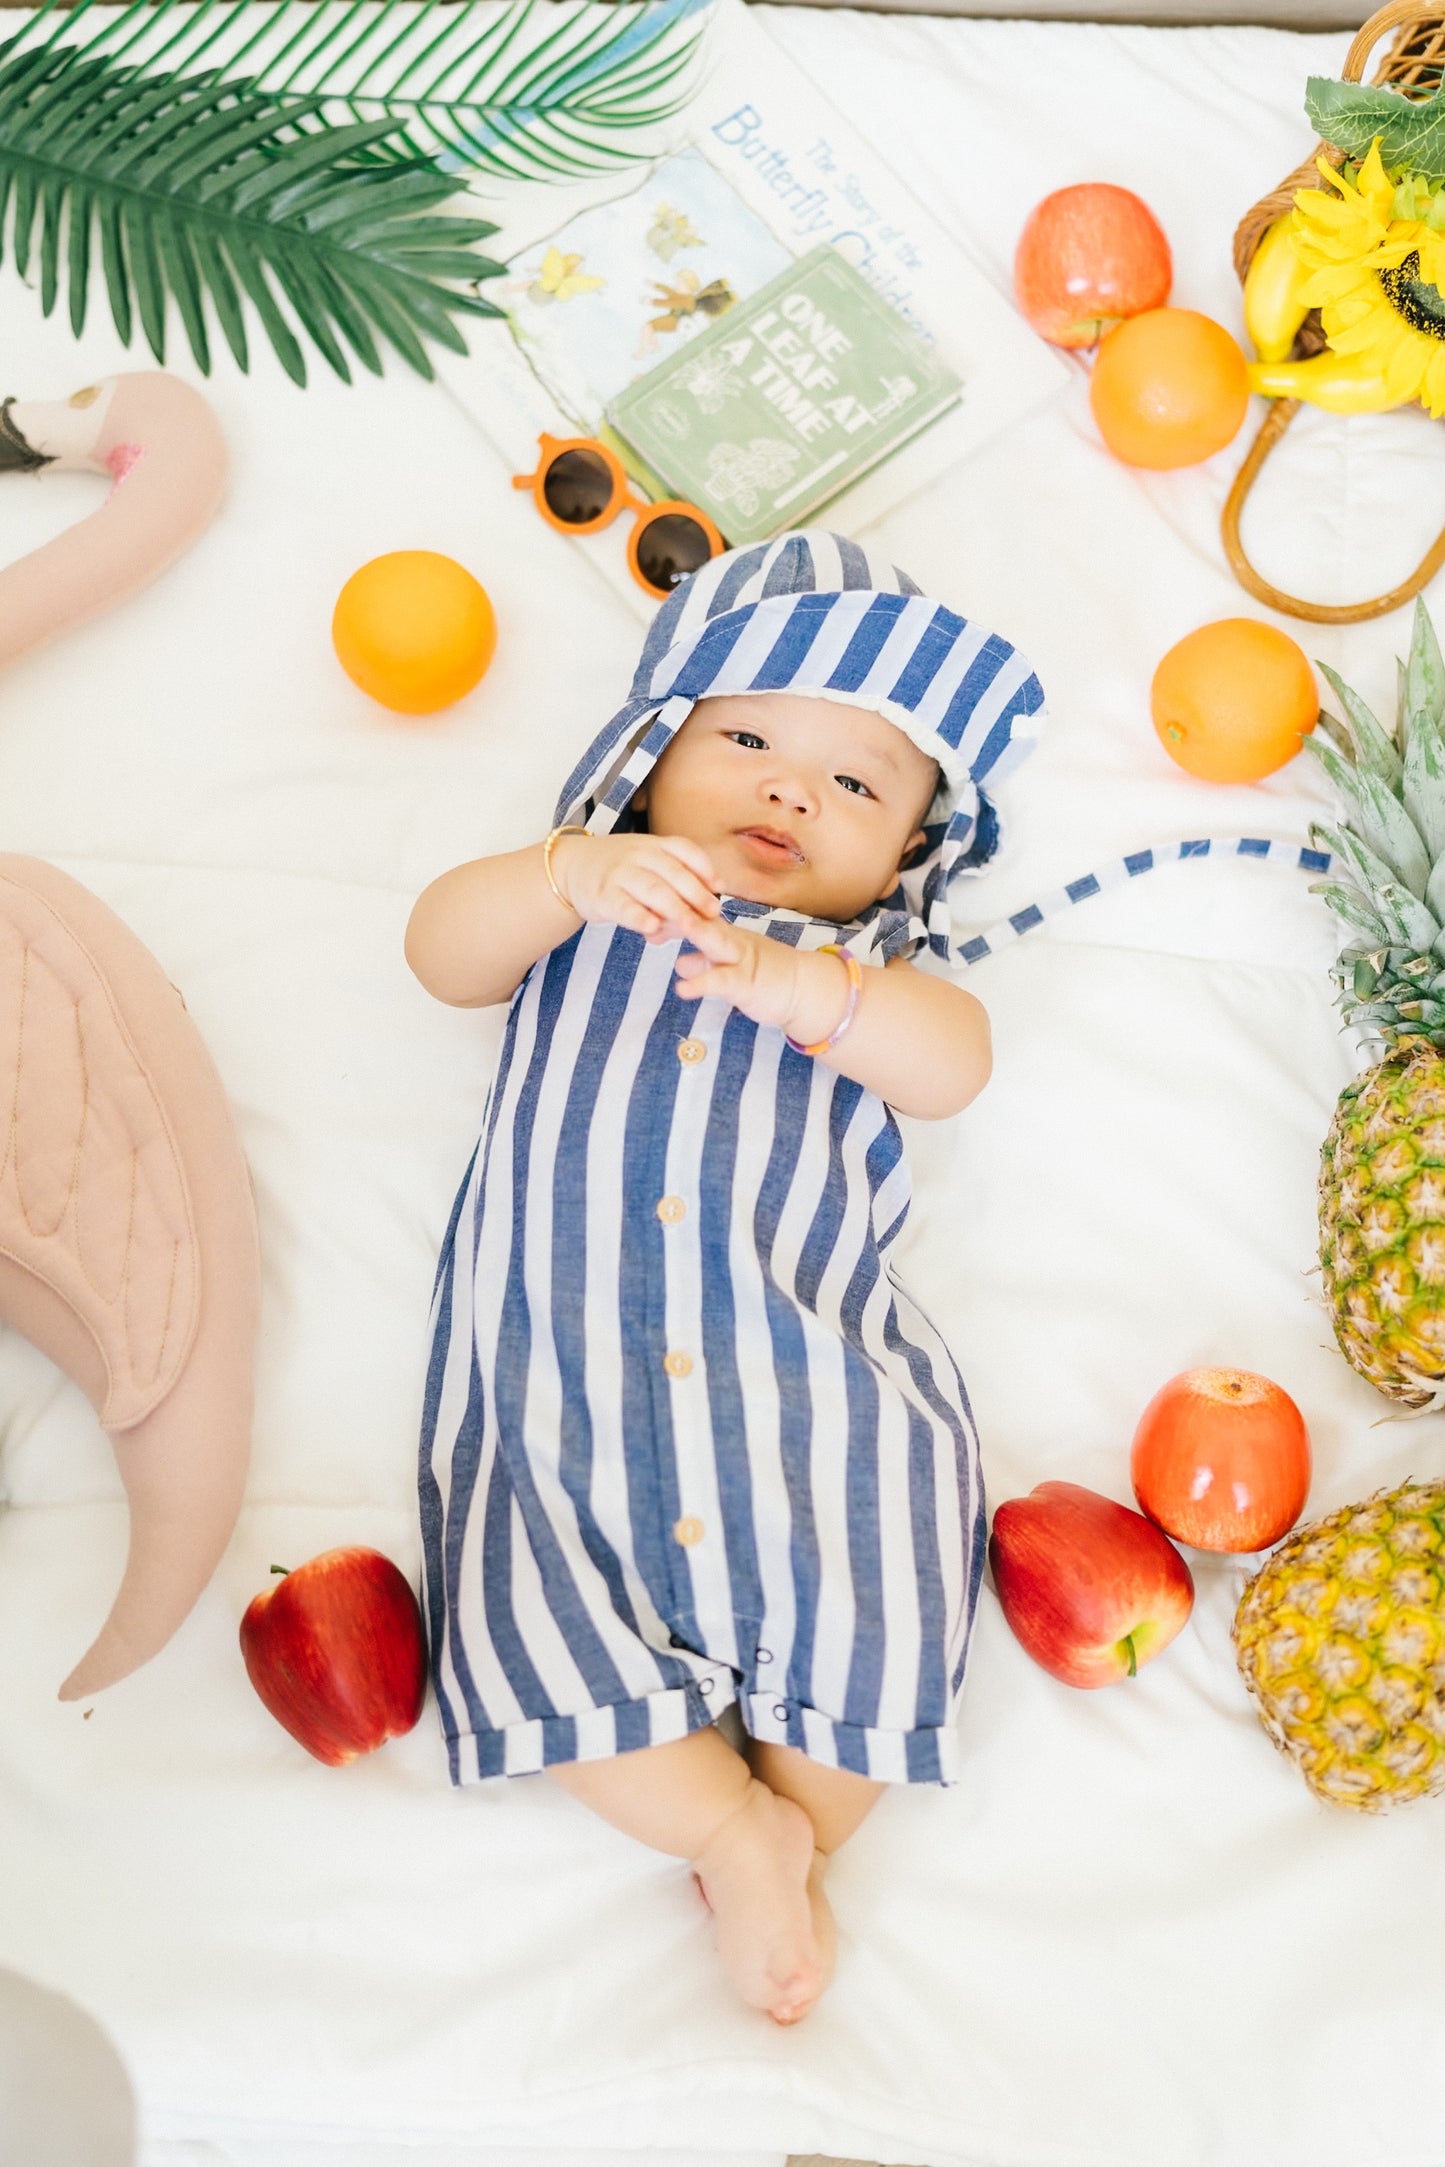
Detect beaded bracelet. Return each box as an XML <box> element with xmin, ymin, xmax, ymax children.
<box><xmin>543</xmin><ymin>823</ymin><xmax>588</xmax><ymax>910</ymax></box>
<box><xmin>785</xmin><ymin>944</ymin><xmax>862</xmax><ymax>1057</ymax></box>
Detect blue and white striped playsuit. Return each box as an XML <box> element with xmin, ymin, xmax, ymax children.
<box><xmin>418</xmin><ymin>903</ymin><xmax>984</xmax><ymax>1786</ymax></box>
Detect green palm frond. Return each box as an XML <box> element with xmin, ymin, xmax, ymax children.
<box><xmin>11</xmin><ymin>0</ymin><xmax>715</xmax><ymax>185</ymax></box>
<box><xmin>0</xmin><ymin>31</ymin><xmax>505</xmax><ymax>388</ymax></box>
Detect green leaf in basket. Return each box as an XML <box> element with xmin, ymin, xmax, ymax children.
<box><xmin>1305</xmin><ymin>74</ymin><xmax>1445</xmax><ymax>184</ymax></box>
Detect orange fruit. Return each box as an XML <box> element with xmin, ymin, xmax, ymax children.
<box><xmin>1089</xmin><ymin>308</ymin><xmax>1250</xmax><ymax>469</ymax></box>
<box><xmin>332</xmin><ymin>551</ymin><xmax>496</xmax><ymax>715</ymax></box>
<box><xmin>1150</xmin><ymin>618</ymin><xmax>1318</xmax><ymax>782</ymax></box>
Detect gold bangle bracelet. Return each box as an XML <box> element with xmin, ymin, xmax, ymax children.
<box><xmin>543</xmin><ymin>823</ymin><xmax>588</xmax><ymax>911</ymax></box>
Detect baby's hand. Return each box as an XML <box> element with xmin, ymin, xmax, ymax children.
<box><xmin>673</xmin><ymin>914</ymin><xmax>805</xmax><ymax>1033</ymax></box>
<box><xmin>552</xmin><ymin>831</ymin><xmax>720</xmax><ymax>942</ymax></box>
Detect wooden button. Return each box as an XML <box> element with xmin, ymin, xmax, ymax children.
<box><xmin>663</xmin><ymin>1350</ymin><xmax>693</xmax><ymax>1378</ymax></box>
<box><xmin>673</xmin><ymin>1515</ymin><xmax>704</xmax><ymax>1546</ymax></box>
<box><xmin>677</xmin><ymin>1038</ymin><xmax>707</xmax><ymax>1064</ymax></box>
<box><xmin>656</xmin><ymin>1195</ymin><xmax>686</xmax><ymax>1224</ymax></box>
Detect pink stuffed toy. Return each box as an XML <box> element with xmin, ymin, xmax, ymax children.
<box><xmin>0</xmin><ymin>375</ymin><xmax>255</xmax><ymax>1699</ymax></box>
<box><xmin>0</xmin><ymin>858</ymin><xmax>261</xmax><ymax>1701</ymax></box>
<box><xmin>0</xmin><ymin>371</ymin><xmax>227</xmax><ymax>669</ymax></box>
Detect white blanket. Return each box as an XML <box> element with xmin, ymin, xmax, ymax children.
<box><xmin>2</xmin><ymin>8</ymin><xmax>1442</xmax><ymax>2165</ymax></box>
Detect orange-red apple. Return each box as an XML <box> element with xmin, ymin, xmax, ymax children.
<box><xmin>1131</xmin><ymin>1367</ymin><xmax>1310</xmax><ymax>1552</ymax></box>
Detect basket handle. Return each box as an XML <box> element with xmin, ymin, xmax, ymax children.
<box><xmin>1341</xmin><ymin>0</ymin><xmax>1440</xmax><ymax>80</ymax></box>
<box><xmin>1221</xmin><ymin>0</ymin><xmax>1445</xmax><ymax>623</ymax></box>
<box><xmin>1222</xmin><ymin>399</ymin><xmax>1445</xmax><ymax>623</ymax></box>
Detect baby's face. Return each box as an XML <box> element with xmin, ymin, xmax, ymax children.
<box><xmin>634</xmin><ymin>692</ymin><xmax>940</xmax><ymax>922</ymax></box>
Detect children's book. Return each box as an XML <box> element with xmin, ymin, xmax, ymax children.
<box><xmin>607</xmin><ymin>247</ymin><xmax>961</xmax><ymax>546</ymax></box>
<box><xmin>496</xmin><ymin>143</ymin><xmax>794</xmax><ymax>429</ymax></box>
<box><xmin>434</xmin><ymin>0</ymin><xmax>1069</xmax><ymax>617</ymax></box>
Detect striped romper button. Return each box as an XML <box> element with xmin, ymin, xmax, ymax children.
<box><xmin>656</xmin><ymin>1195</ymin><xmax>687</xmax><ymax>1223</ymax></box>
<box><xmin>772</xmin><ymin>1703</ymin><xmax>788</xmax><ymax>1721</ymax></box>
<box><xmin>663</xmin><ymin>1350</ymin><xmax>693</xmax><ymax>1378</ymax></box>
<box><xmin>672</xmin><ymin>1515</ymin><xmax>704</xmax><ymax>1546</ymax></box>
<box><xmin>677</xmin><ymin>1038</ymin><xmax>707</xmax><ymax>1064</ymax></box>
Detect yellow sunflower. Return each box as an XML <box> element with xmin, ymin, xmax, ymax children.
<box><xmin>1288</xmin><ymin>139</ymin><xmax>1445</xmax><ymax>417</ymax></box>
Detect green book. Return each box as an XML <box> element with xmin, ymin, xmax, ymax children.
<box><xmin>605</xmin><ymin>246</ymin><xmax>962</xmax><ymax>547</ymax></box>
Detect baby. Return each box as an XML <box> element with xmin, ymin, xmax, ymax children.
<box><xmin>405</xmin><ymin>530</ymin><xmax>1045</xmax><ymax>2027</ymax></box>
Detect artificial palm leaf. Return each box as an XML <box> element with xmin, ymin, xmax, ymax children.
<box><xmin>0</xmin><ymin>32</ymin><xmax>504</xmax><ymax>387</ymax></box>
<box><xmin>10</xmin><ymin>0</ymin><xmax>714</xmax><ymax>186</ymax></box>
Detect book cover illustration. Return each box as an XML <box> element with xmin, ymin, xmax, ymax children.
<box><xmin>500</xmin><ymin>147</ymin><xmax>792</xmax><ymax>433</ymax></box>
<box><xmin>606</xmin><ymin>246</ymin><xmax>961</xmax><ymax>546</ymax></box>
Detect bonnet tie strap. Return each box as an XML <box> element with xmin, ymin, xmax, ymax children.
<box><xmin>950</xmin><ymin>836</ymin><xmax>1336</xmax><ymax>969</ymax></box>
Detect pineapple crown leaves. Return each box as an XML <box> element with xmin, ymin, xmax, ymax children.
<box><xmin>1303</xmin><ymin>733</ymin><xmax>1433</xmax><ymax>898</ymax></box>
<box><xmin>1303</xmin><ymin>600</ymin><xmax>1445</xmax><ymax>889</ymax></box>
<box><xmin>1305</xmin><ymin>599</ymin><xmax>1445</xmax><ymax>1050</ymax></box>
<box><xmin>1314</xmin><ymin>662</ymin><xmax>1404</xmax><ymax>795</ymax></box>
<box><xmin>1406</xmin><ymin>589</ymin><xmax>1445</xmax><ymax>729</ymax></box>
<box><xmin>6</xmin><ymin>0</ymin><xmax>714</xmax><ymax>186</ymax></box>
<box><xmin>1308</xmin><ymin>877</ymin><xmax>1392</xmax><ymax>947</ymax></box>
<box><xmin>1308</xmin><ymin>822</ymin><xmax>1441</xmax><ymax>950</ymax></box>
<box><xmin>0</xmin><ymin>27</ymin><xmax>505</xmax><ymax>387</ymax></box>
<box><xmin>1304</xmin><ymin>73</ymin><xmax>1445</xmax><ymax>184</ymax></box>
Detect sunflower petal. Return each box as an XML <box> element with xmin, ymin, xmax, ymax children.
<box><xmin>1425</xmin><ymin>347</ymin><xmax>1445</xmax><ymax>418</ymax></box>
<box><xmin>1358</xmin><ymin>140</ymin><xmax>1396</xmax><ymax>221</ymax></box>
<box><xmin>1385</xmin><ymin>327</ymin><xmax>1431</xmax><ymax>401</ymax></box>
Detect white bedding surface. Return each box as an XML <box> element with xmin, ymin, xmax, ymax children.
<box><xmin>4</xmin><ymin>8</ymin><xmax>1445</xmax><ymax>2166</ymax></box>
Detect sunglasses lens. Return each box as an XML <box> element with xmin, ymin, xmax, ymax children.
<box><xmin>541</xmin><ymin>448</ymin><xmax>616</xmax><ymax>525</ymax></box>
<box><xmin>634</xmin><ymin>513</ymin><xmax>715</xmax><ymax>594</ymax></box>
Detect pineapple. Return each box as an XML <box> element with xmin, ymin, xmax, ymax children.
<box><xmin>1309</xmin><ymin>597</ymin><xmax>1445</xmax><ymax>1411</ymax></box>
<box><xmin>1231</xmin><ymin>614</ymin><xmax>1445</xmax><ymax>1813</ymax></box>
<box><xmin>1233</xmin><ymin>1479</ymin><xmax>1445</xmax><ymax>1811</ymax></box>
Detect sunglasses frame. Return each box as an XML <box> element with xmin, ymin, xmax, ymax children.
<box><xmin>512</xmin><ymin>432</ymin><xmax>725</xmax><ymax>600</ymax></box>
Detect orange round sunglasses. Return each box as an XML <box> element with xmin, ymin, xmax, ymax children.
<box><xmin>512</xmin><ymin>433</ymin><xmax>725</xmax><ymax>600</ymax></box>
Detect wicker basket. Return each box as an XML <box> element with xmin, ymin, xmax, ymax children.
<box><xmin>1225</xmin><ymin>0</ymin><xmax>1445</xmax><ymax>623</ymax></box>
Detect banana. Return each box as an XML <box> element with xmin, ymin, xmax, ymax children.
<box><xmin>1246</xmin><ymin>351</ymin><xmax>1406</xmax><ymax>414</ymax></box>
<box><xmin>1243</xmin><ymin>215</ymin><xmax>1313</xmax><ymax>363</ymax></box>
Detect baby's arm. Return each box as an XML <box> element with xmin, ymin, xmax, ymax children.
<box><xmin>404</xmin><ymin>842</ymin><xmax>580</xmax><ymax>1008</ymax></box>
<box><xmin>673</xmin><ymin>916</ymin><xmax>990</xmax><ymax>1120</ymax></box>
<box><xmin>813</xmin><ymin>954</ymin><xmax>990</xmax><ymax>1120</ymax></box>
<box><xmin>405</xmin><ymin>830</ymin><xmax>720</xmax><ymax>1008</ymax></box>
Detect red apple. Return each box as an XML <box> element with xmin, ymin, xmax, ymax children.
<box><xmin>240</xmin><ymin>1546</ymin><xmax>428</xmax><ymax>1765</ymax></box>
<box><xmin>1014</xmin><ymin>183</ymin><xmax>1172</xmax><ymax>348</ymax></box>
<box><xmin>988</xmin><ymin>1481</ymin><xmax>1194</xmax><ymax>1687</ymax></box>
<box><xmin>1131</xmin><ymin>1367</ymin><xmax>1310</xmax><ymax>1553</ymax></box>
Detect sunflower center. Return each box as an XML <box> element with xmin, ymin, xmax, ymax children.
<box><xmin>1379</xmin><ymin>252</ymin><xmax>1445</xmax><ymax>339</ymax></box>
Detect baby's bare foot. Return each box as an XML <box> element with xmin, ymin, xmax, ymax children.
<box><xmin>691</xmin><ymin>1779</ymin><xmax>836</xmax><ymax>2024</ymax></box>
<box><xmin>776</xmin><ymin>1849</ymin><xmax>837</xmax><ymax>2026</ymax></box>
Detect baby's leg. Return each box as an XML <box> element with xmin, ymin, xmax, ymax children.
<box><xmin>543</xmin><ymin>1727</ymin><xmax>833</xmax><ymax>2023</ymax></box>
<box><xmin>742</xmin><ymin>1740</ymin><xmax>886</xmax><ymax>1855</ymax></box>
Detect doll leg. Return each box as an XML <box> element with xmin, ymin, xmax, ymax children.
<box><xmin>544</xmin><ymin>1725</ymin><xmax>834</xmax><ymax>2024</ymax></box>
<box><xmin>741</xmin><ymin>1739</ymin><xmax>886</xmax><ymax>1855</ymax></box>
